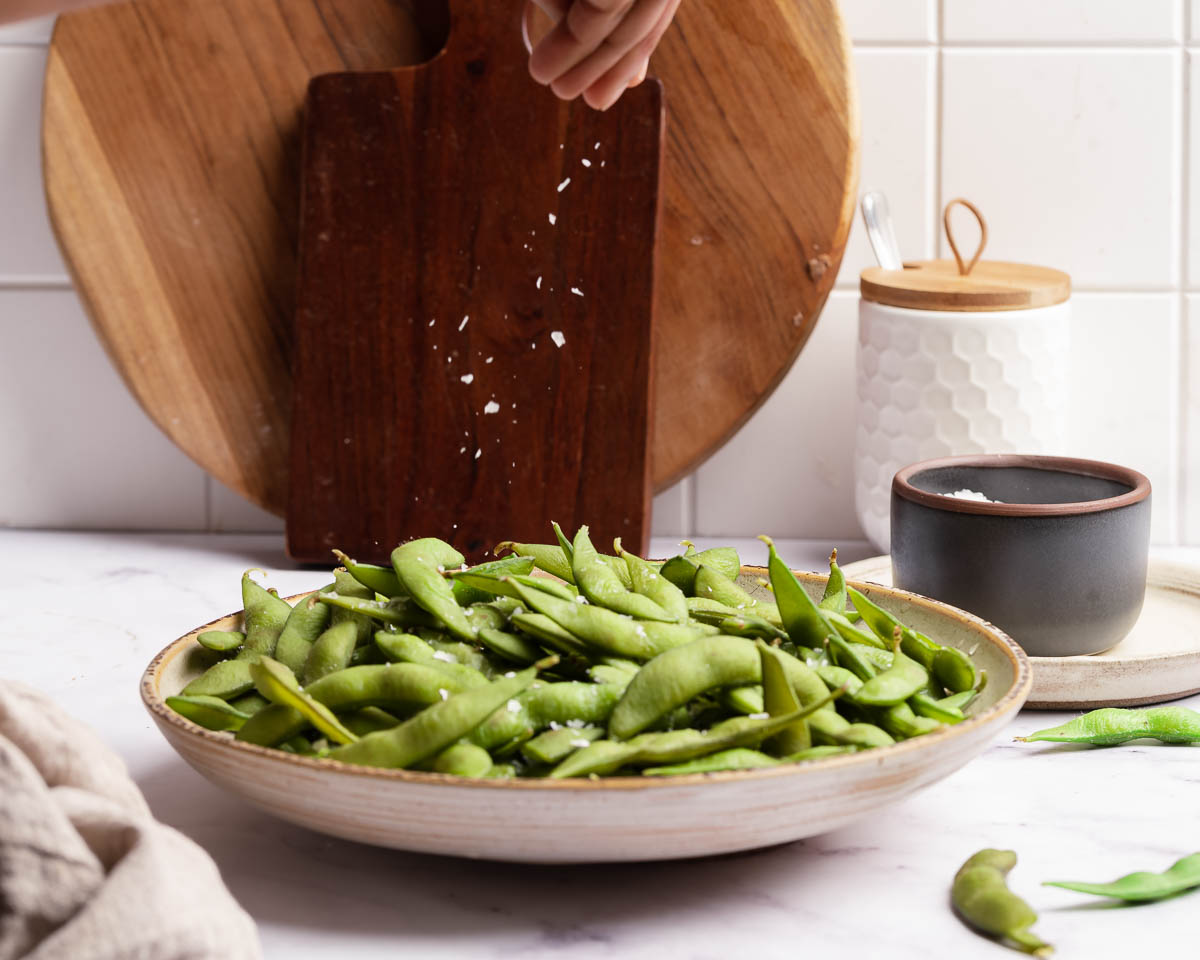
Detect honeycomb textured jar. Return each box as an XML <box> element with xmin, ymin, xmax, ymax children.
<box><xmin>855</xmin><ymin>300</ymin><xmax>1070</xmax><ymax>552</ymax></box>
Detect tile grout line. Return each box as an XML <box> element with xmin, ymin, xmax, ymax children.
<box><xmin>1180</xmin><ymin>4</ymin><xmax>1192</xmax><ymax>545</ymax></box>
<box><xmin>933</xmin><ymin>0</ymin><xmax>944</xmax><ymax>257</ymax></box>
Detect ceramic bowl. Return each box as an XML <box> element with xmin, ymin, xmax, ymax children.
<box><xmin>891</xmin><ymin>454</ymin><xmax>1152</xmax><ymax>658</ymax></box>
<box><xmin>141</xmin><ymin>568</ymin><xmax>1031</xmax><ymax>864</ymax></box>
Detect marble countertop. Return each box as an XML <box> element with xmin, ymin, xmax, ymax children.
<box><xmin>4</xmin><ymin>530</ymin><xmax>1199</xmax><ymax>959</ymax></box>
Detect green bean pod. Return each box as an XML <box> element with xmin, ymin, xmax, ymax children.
<box><xmin>571</xmin><ymin>526</ymin><xmax>674</xmax><ymax>621</ymax></box>
<box><xmin>952</xmin><ymin>849</ymin><xmax>1052</xmax><ymax>956</ymax></box>
<box><xmin>250</xmin><ymin>656</ymin><xmax>358</xmax><ymax>745</ymax></box>
<box><xmin>180</xmin><ymin>658</ymin><xmax>256</xmax><ymax>700</ymax></box>
<box><xmin>1016</xmin><ymin>706</ymin><xmax>1200</xmax><ymax>745</ymax></box>
<box><xmin>329</xmin><ymin>665</ymin><xmax>542</xmax><ymax>769</ymax></box>
<box><xmin>166</xmin><ymin>695</ymin><xmax>250</xmax><ymax>731</ymax></box>
<box><xmin>616</xmin><ymin>540</ymin><xmax>689</xmax><ymax>623</ymax></box>
<box><xmin>196</xmin><ymin>630</ymin><xmax>244</xmax><ymax>654</ymax></box>
<box><xmin>760</xmin><ymin>536</ymin><xmax>836</xmax><ymax>649</ymax></box>
<box><xmin>273</xmin><ymin>590</ymin><xmax>334</xmax><ymax>675</ymax></box>
<box><xmin>391</xmin><ymin>539</ymin><xmax>477</xmax><ymax>641</ymax></box>
<box><xmin>237</xmin><ymin>570</ymin><xmax>294</xmax><ymax>660</ymax></box>
<box><xmin>1044</xmin><ymin>852</ymin><xmax>1200</xmax><ymax>902</ymax></box>
<box><xmin>818</xmin><ymin>548</ymin><xmax>847</xmax><ymax>614</ymax></box>
<box><xmin>302</xmin><ymin>619</ymin><xmax>359</xmax><ymax>685</ymax></box>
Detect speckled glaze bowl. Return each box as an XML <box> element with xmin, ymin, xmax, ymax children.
<box><xmin>142</xmin><ymin>569</ymin><xmax>1031</xmax><ymax>863</ymax></box>
<box><xmin>891</xmin><ymin>454</ymin><xmax>1152</xmax><ymax>658</ymax></box>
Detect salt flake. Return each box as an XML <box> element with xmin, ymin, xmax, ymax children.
<box><xmin>569</xmin><ymin>287</ymin><xmax>584</xmax><ymax>297</ymax></box>
<box><xmin>484</xmin><ymin>401</ymin><xmax>500</xmax><ymax>414</ymax></box>
<box><xmin>548</xmin><ymin>213</ymin><xmax>557</xmax><ymax>226</ymax></box>
<box><xmin>557</xmin><ymin>177</ymin><xmax>571</xmax><ymax>192</ymax></box>
<box><xmin>550</xmin><ymin>331</ymin><xmax>566</xmax><ymax>348</ymax></box>
<box><xmin>458</xmin><ymin>315</ymin><xmax>469</xmax><ymax>331</ymax></box>
<box><xmin>460</xmin><ymin>374</ymin><xmax>474</xmax><ymax>384</ymax></box>
<box><xmin>581</xmin><ymin>158</ymin><xmax>592</xmax><ymax>168</ymax></box>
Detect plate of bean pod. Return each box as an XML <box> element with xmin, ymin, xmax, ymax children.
<box><xmin>141</xmin><ymin>527</ymin><xmax>1033</xmax><ymax>863</ymax></box>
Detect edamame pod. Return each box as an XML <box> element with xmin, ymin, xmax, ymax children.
<box><xmin>391</xmin><ymin>539</ymin><xmax>476</xmax><ymax>641</ymax></box>
<box><xmin>952</xmin><ymin>849</ymin><xmax>1052</xmax><ymax>956</ymax></box>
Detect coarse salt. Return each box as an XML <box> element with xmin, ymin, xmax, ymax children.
<box><xmin>485</xmin><ymin>356</ymin><xmax>494</xmax><ymax>364</ymax></box>
<box><xmin>550</xmin><ymin>330</ymin><xmax>566</xmax><ymax>348</ymax></box>
<box><xmin>438</xmin><ymin>688</ymin><xmax>450</xmax><ymax>701</ymax></box>
<box><xmin>460</xmin><ymin>374</ymin><xmax>474</xmax><ymax>384</ymax></box>
<box><xmin>429</xmin><ymin>319</ymin><xmax>436</xmax><ymax>326</ymax></box>
<box><xmin>548</xmin><ymin>213</ymin><xmax>557</xmax><ymax>226</ymax></box>
<box><xmin>569</xmin><ymin>739</ymin><xmax>591</xmax><ymax>748</ymax></box>
<box><xmin>947</xmin><ymin>488</ymin><xmax>1000</xmax><ymax>503</ymax></box>
<box><xmin>432</xmin><ymin>651</ymin><xmax>457</xmax><ymax>663</ymax></box>
<box><xmin>483</xmin><ymin>401</ymin><xmax>500</xmax><ymax>414</ymax></box>
<box><xmin>536</xmin><ymin>276</ymin><xmax>543</xmax><ymax>289</ymax></box>
<box><xmin>474</xmin><ymin>448</ymin><xmax>482</xmax><ymax>459</ymax></box>
<box><xmin>581</xmin><ymin>158</ymin><xmax>592</xmax><ymax>168</ymax></box>
<box><xmin>458</xmin><ymin>315</ymin><xmax>469</xmax><ymax>331</ymax></box>
<box><xmin>569</xmin><ymin>287</ymin><xmax>584</xmax><ymax>297</ymax></box>
<box><xmin>506</xmin><ymin>699</ymin><xmax>522</xmax><ymax>713</ymax></box>
<box><xmin>748</xmin><ymin>712</ymin><xmax>769</xmax><ymax>720</ymax></box>
<box><xmin>566</xmin><ymin>719</ymin><xmax>586</xmax><ymax>729</ymax></box>
<box><xmin>557</xmin><ymin>177</ymin><xmax>571</xmax><ymax>192</ymax></box>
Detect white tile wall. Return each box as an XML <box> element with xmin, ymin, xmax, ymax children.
<box><xmin>0</xmin><ymin>290</ymin><xmax>207</xmax><ymax>528</ymax></box>
<box><xmin>943</xmin><ymin>1</ymin><xmax>1182</xmax><ymax>44</ymax></box>
<box><xmin>1</xmin><ymin>2</ymin><xmax>1198</xmax><ymax>546</ymax></box>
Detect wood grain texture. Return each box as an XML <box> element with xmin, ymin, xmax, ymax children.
<box><xmin>43</xmin><ymin>0</ymin><xmax>857</xmax><ymax>514</ymax></box>
<box><xmin>860</xmin><ymin>260</ymin><xmax>1072</xmax><ymax>312</ymax></box>
<box><xmin>288</xmin><ymin>6</ymin><xmax>661</xmax><ymax>562</ymax></box>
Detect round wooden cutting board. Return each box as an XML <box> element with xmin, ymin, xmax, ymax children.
<box><xmin>43</xmin><ymin>0</ymin><xmax>858</xmax><ymax>514</ymax></box>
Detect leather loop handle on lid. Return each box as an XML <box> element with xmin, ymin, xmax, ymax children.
<box><xmin>943</xmin><ymin>198</ymin><xmax>987</xmax><ymax>276</ymax></box>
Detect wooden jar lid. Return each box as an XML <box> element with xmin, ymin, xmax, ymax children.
<box><xmin>860</xmin><ymin>199</ymin><xmax>1071</xmax><ymax>312</ymax></box>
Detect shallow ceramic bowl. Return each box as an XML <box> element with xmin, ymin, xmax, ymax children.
<box><xmin>142</xmin><ymin>569</ymin><xmax>1031</xmax><ymax>863</ymax></box>
<box><xmin>892</xmin><ymin>454</ymin><xmax>1152</xmax><ymax>658</ymax></box>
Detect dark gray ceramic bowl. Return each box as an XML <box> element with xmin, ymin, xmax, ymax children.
<box><xmin>891</xmin><ymin>454</ymin><xmax>1151</xmax><ymax>657</ymax></box>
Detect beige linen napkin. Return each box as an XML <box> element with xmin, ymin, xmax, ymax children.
<box><xmin>0</xmin><ymin>680</ymin><xmax>261</xmax><ymax>960</ymax></box>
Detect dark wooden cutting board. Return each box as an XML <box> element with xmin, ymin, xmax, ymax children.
<box><xmin>43</xmin><ymin>0</ymin><xmax>857</xmax><ymax>516</ymax></box>
<box><xmin>287</xmin><ymin>3</ymin><xmax>663</xmax><ymax>561</ymax></box>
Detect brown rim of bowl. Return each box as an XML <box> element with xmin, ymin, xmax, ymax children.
<box><xmin>141</xmin><ymin>568</ymin><xmax>1033</xmax><ymax>790</ymax></box>
<box><xmin>893</xmin><ymin>454</ymin><xmax>1151</xmax><ymax>517</ymax></box>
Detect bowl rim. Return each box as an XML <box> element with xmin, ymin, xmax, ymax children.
<box><xmin>893</xmin><ymin>454</ymin><xmax>1151</xmax><ymax>517</ymax></box>
<box><xmin>140</xmin><ymin>566</ymin><xmax>1033</xmax><ymax>791</ymax></box>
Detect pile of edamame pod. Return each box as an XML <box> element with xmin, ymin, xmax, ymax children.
<box><xmin>166</xmin><ymin>525</ymin><xmax>986</xmax><ymax>778</ymax></box>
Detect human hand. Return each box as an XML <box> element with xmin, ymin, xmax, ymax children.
<box><xmin>526</xmin><ymin>0</ymin><xmax>682</xmax><ymax>111</ymax></box>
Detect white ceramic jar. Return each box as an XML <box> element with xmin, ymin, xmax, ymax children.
<box><xmin>854</xmin><ymin>201</ymin><xmax>1072</xmax><ymax>552</ymax></box>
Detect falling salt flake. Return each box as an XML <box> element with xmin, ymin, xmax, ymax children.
<box><xmin>548</xmin><ymin>213</ymin><xmax>557</xmax><ymax>226</ymax></box>
<box><xmin>432</xmin><ymin>651</ymin><xmax>457</xmax><ymax>663</ymax></box>
<box><xmin>748</xmin><ymin>712</ymin><xmax>770</xmax><ymax>720</ymax></box>
<box><xmin>474</xmin><ymin>448</ymin><xmax>482</xmax><ymax>459</ymax></box>
<box><xmin>550</xmin><ymin>330</ymin><xmax>566</xmax><ymax>348</ymax></box>
<box><xmin>594</xmin><ymin>141</ymin><xmax>601</xmax><ymax>150</ymax></box>
<box><xmin>581</xmin><ymin>158</ymin><xmax>592</xmax><ymax>168</ymax></box>
<box><xmin>569</xmin><ymin>287</ymin><xmax>584</xmax><ymax>297</ymax></box>
<box><xmin>438</xmin><ymin>688</ymin><xmax>450</xmax><ymax>701</ymax></box>
<box><xmin>460</xmin><ymin>373</ymin><xmax>474</xmax><ymax>384</ymax></box>
<box><xmin>459</xmin><ymin>446</ymin><xmax>467</xmax><ymax>454</ymax></box>
<box><xmin>569</xmin><ymin>739</ymin><xmax>591</xmax><ymax>749</ymax></box>
<box><xmin>557</xmin><ymin>177</ymin><xmax>571</xmax><ymax>192</ymax></box>
<box><xmin>531</xmin><ymin>342</ymin><xmax>537</xmax><ymax>350</ymax></box>
<box><xmin>483</xmin><ymin>401</ymin><xmax>500</xmax><ymax>414</ymax></box>
<box><xmin>429</xmin><ymin>319</ymin><xmax>436</xmax><ymax>326</ymax></box>
<box><xmin>458</xmin><ymin>315</ymin><xmax>469</xmax><ymax>331</ymax></box>
<box><xmin>506</xmin><ymin>699</ymin><xmax>522</xmax><ymax>713</ymax></box>
<box><xmin>600</xmin><ymin>160</ymin><xmax>606</xmax><ymax>167</ymax></box>
<box><xmin>536</xmin><ymin>276</ymin><xmax>543</xmax><ymax>290</ymax></box>
<box><xmin>485</xmin><ymin>356</ymin><xmax>494</xmax><ymax>364</ymax></box>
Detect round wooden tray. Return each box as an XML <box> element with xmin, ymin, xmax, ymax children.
<box><xmin>842</xmin><ymin>554</ymin><xmax>1200</xmax><ymax>709</ymax></box>
<box><xmin>43</xmin><ymin>0</ymin><xmax>858</xmax><ymax>514</ymax></box>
